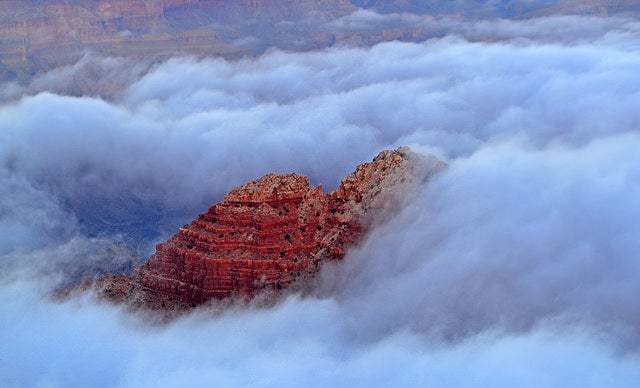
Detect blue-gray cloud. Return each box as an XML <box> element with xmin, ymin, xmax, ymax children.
<box><xmin>1</xmin><ymin>15</ymin><xmax>640</xmax><ymax>387</ymax></box>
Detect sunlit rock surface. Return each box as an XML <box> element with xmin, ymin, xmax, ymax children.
<box><xmin>92</xmin><ymin>147</ymin><xmax>443</xmax><ymax>309</ymax></box>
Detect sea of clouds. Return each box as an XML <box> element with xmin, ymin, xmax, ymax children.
<box><xmin>1</xmin><ymin>12</ymin><xmax>640</xmax><ymax>387</ymax></box>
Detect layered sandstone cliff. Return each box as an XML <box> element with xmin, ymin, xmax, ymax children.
<box><xmin>92</xmin><ymin>147</ymin><xmax>442</xmax><ymax>310</ymax></box>
<box><xmin>0</xmin><ymin>0</ymin><xmax>356</xmax><ymax>80</ymax></box>
<box><xmin>7</xmin><ymin>0</ymin><xmax>636</xmax><ymax>86</ymax></box>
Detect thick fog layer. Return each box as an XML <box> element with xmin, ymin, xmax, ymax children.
<box><xmin>1</xmin><ymin>14</ymin><xmax>640</xmax><ymax>387</ymax></box>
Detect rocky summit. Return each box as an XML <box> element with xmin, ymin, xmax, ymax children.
<box><xmin>91</xmin><ymin>147</ymin><xmax>443</xmax><ymax>310</ymax></box>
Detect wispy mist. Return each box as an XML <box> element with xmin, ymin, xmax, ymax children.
<box><xmin>1</xmin><ymin>13</ymin><xmax>639</xmax><ymax>387</ymax></box>
<box><xmin>321</xmin><ymin>134</ymin><xmax>640</xmax><ymax>346</ymax></box>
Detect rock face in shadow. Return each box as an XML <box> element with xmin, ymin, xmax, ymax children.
<box><xmin>91</xmin><ymin>147</ymin><xmax>443</xmax><ymax>309</ymax></box>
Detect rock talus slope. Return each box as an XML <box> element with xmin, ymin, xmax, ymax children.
<box><xmin>93</xmin><ymin>147</ymin><xmax>443</xmax><ymax>309</ymax></box>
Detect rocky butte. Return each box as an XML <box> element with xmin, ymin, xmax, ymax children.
<box><xmin>90</xmin><ymin>147</ymin><xmax>443</xmax><ymax>310</ymax></box>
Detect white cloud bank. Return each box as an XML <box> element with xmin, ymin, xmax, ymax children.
<box><xmin>1</xmin><ymin>15</ymin><xmax>640</xmax><ymax>387</ymax></box>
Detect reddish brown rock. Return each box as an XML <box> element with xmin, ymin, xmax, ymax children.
<box><xmin>92</xmin><ymin>147</ymin><xmax>442</xmax><ymax>309</ymax></box>
<box><xmin>0</xmin><ymin>0</ymin><xmax>356</xmax><ymax>81</ymax></box>
<box><xmin>3</xmin><ymin>0</ymin><xmax>640</xmax><ymax>85</ymax></box>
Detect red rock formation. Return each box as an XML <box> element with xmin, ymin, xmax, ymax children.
<box><xmin>93</xmin><ymin>147</ymin><xmax>442</xmax><ymax>309</ymax></box>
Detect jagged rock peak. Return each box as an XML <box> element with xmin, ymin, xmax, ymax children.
<box><xmin>89</xmin><ymin>147</ymin><xmax>444</xmax><ymax>311</ymax></box>
<box><xmin>337</xmin><ymin>146</ymin><xmax>413</xmax><ymax>202</ymax></box>
<box><xmin>224</xmin><ymin>173</ymin><xmax>316</xmax><ymax>203</ymax></box>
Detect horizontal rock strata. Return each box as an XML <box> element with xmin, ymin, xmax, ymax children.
<box><xmin>92</xmin><ymin>147</ymin><xmax>443</xmax><ymax>309</ymax></box>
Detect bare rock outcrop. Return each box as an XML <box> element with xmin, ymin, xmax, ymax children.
<box><xmin>92</xmin><ymin>147</ymin><xmax>443</xmax><ymax>309</ymax></box>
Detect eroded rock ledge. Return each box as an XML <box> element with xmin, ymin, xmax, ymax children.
<box><xmin>90</xmin><ymin>147</ymin><xmax>443</xmax><ymax>310</ymax></box>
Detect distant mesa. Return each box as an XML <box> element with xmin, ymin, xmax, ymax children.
<box><xmin>89</xmin><ymin>147</ymin><xmax>444</xmax><ymax>311</ymax></box>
